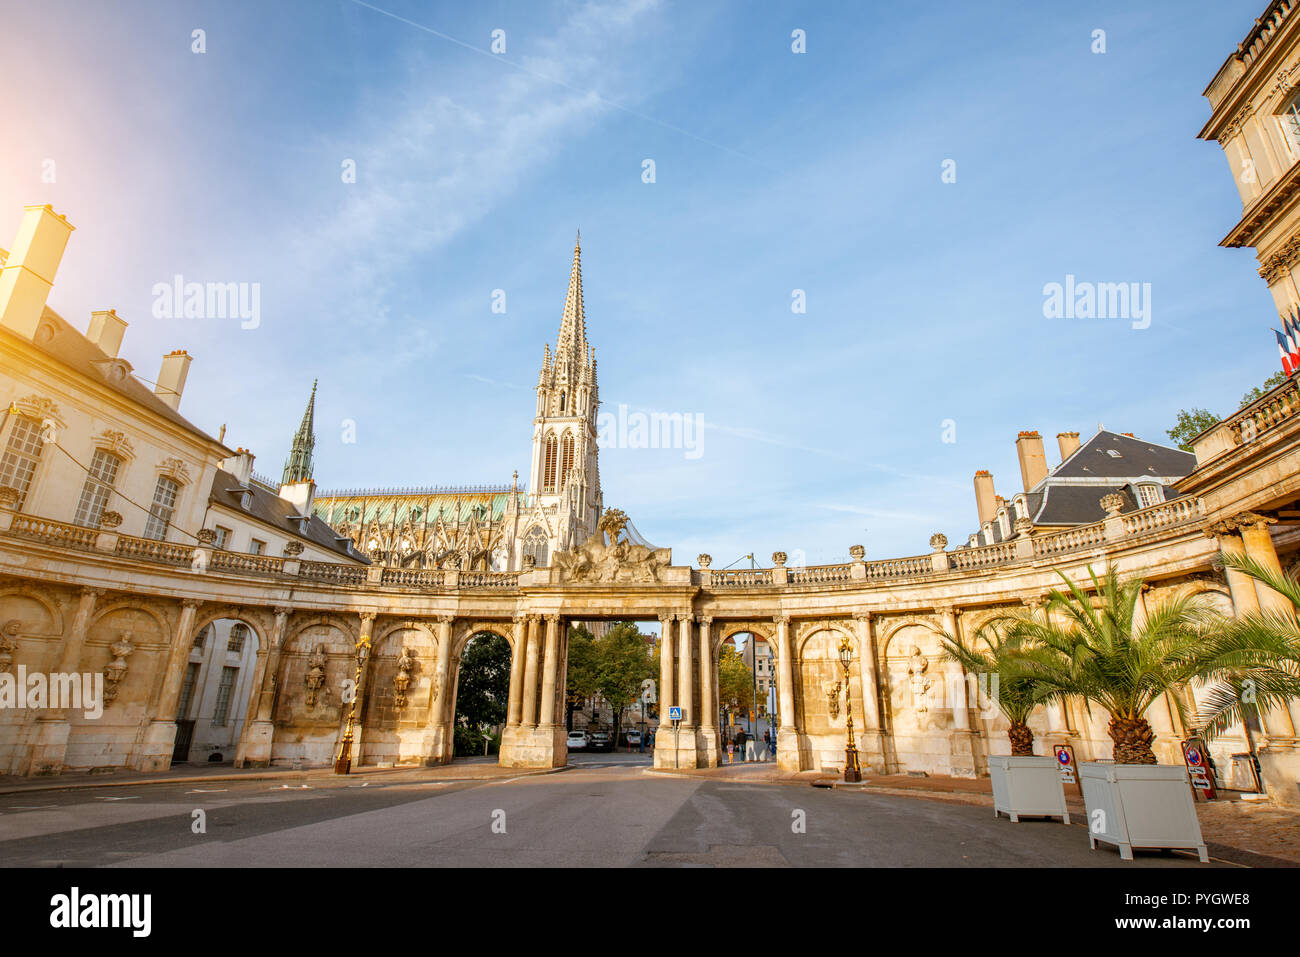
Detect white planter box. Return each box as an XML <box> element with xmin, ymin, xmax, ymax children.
<box><xmin>1080</xmin><ymin>762</ymin><xmax>1208</xmax><ymax>862</ymax></box>
<box><xmin>989</xmin><ymin>755</ymin><xmax>1070</xmax><ymax>824</ymax></box>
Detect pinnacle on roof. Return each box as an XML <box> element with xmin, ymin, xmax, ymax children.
<box><xmin>281</xmin><ymin>379</ymin><xmax>317</xmax><ymax>485</ymax></box>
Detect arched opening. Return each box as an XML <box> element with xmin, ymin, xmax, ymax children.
<box><xmin>175</xmin><ymin>618</ymin><xmax>260</xmax><ymax>765</ymax></box>
<box><xmin>560</xmin><ymin>432</ymin><xmax>575</xmax><ymax>484</ymax></box>
<box><xmin>542</xmin><ymin>433</ymin><xmax>559</xmax><ymax>492</ymax></box>
<box><xmin>717</xmin><ymin>631</ymin><xmax>776</xmax><ymax>760</ymax></box>
<box><xmin>563</xmin><ymin>621</ymin><xmax>657</xmax><ymax>761</ymax></box>
<box><xmin>453</xmin><ymin>631</ymin><xmax>512</xmax><ymax>758</ymax></box>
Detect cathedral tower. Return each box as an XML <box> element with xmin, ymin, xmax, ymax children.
<box><xmin>522</xmin><ymin>233</ymin><xmax>602</xmax><ymax>563</ymax></box>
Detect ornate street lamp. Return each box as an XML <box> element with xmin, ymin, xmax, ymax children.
<box><xmin>838</xmin><ymin>636</ymin><xmax>862</xmax><ymax>783</ymax></box>
<box><xmin>334</xmin><ymin>632</ymin><xmax>371</xmax><ymax>774</ymax></box>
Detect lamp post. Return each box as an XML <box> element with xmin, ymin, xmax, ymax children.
<box><xmin>334</xmin><ymin>632</ymin><xmax>371</xmax><ymax>774</ymax></box>
<box><xmin>838</xmin><ymin>636</ymin><xmax>861</xmax><ymax>783</ymax></box>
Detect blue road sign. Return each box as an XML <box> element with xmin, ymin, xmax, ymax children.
<box><xmin>668</xmin><ymin>706</ymin><xmax>683</xmax><ymax>721</ymax></box>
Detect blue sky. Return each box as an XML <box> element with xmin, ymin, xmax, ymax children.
<box><xmin>0</xmin><ymin>0</ymin><xmax>1278</xmax><ymax>566</ymax></box>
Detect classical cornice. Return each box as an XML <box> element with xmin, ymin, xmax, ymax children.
<box><xmin>1222</xmin><ymin>160</ymin><xmax>1300</xmax><ymax>249</ymax></box>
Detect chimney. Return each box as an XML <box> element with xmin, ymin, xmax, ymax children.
<box><xmin>974</xmin><ymin>470</ymin><xmax>997</xmax><ymax>527</ymax></box>
<box><xmin>221</xmin><ymin>448</ymin><xmax>255</xmax><ymax>485</ymax></box>
<box><xmin>1057</xmin><ymin>431</ymin><xmax>1080</xmax><ymax>462</ymax></box>
<box><xmin>279</xmin><ymin>478</ymin><xmax>316</xmax><ymax>517</ymax></box>
<box><xmin>87</xmin><ymin>309</ymin><xmax>128</xmax><ymax>357</ymax></box>
<box><xmin>0</xmin><ymin>205</ymin><xmax>75</xmax><ymax>340</ymax></box>
<box><xmin>155</xmin><ymin>350</ymin><xmax>192</xmax><ymax>410</ymax></box>
<box><xmin>1016</xmin><ymin>430</ymin><xmax>1048</xmax><ymax>492</ymax></box>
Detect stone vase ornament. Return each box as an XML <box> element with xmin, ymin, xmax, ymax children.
<box><xmin>989</xmin><ymin>755</ymin><xmax>1070</xmax><ymax>824</ymax></box>
<box><xmin>1080</xmin><ymin>762</ymin><xmax>1209</xmax><ymax>862</ymax></box>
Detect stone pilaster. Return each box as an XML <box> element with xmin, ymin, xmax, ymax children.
<box><xmin>852</xmin><ymin>612</ymin><xmax>887</xmax><ymax>772</ymax></box>
<box><xmin>25</xmin><ymin>587</ymin><xmax>100</xmax><ymax>775</ymax></box>
<box><xmin>135</xmin><ymin>598</ymin><xmax>203</xmax><ymax>772</ymax></box>
<box><xmin>937</xmin><ymin>606</ymin><xmax>977</xmax><ymax>778</ymax></box>
<box><xmin>774</xmin><ymin>614</ymin><xmax>802</xmax><ymax>771</ymax></box>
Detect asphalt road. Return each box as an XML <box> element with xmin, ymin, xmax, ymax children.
<box><xmin>0</xmin><ymin>756</ymin><xmax>1221</xmax><ymax>867</ymax></box>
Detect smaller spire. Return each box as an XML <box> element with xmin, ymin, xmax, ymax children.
<box><xmin>281</xmin><ymin>379</ymin><xmax>317</xmax><ymax>485</ymax></box>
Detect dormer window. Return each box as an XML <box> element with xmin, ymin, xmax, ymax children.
<box><xmin>1106</xmin><ymin>449</ymin><xmax>1122</xmax><ymax>458</ymax></box>
<box><xmin>1135</xmin><ymin>484</ymin><xmax>1163</xmax><ymax>508</ymax></box>
<box><xmin>240</xmin><ymin>490</ymin><xmax>252</xmax><ymax>510</ymax></box>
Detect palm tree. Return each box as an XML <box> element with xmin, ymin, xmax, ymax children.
<box><xmin>1179</xmin><ymin>551</ymin><xmax>1300</xmax><ymax>739</ymax></box>
<box><xmin>1000</xmin><ymin>565</ymin><xmax>1213</xmax><ymax>764</ymax></box>
<box><xmin>938</xmin><ymin>618</ymin><xmax>1051</xmax><ymax>756</ymax></box>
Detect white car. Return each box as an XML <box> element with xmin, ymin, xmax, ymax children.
<box><xmin>566</xmin><ymin>730</ymin><xmax>590</xmax><ymax>750</ymax></box>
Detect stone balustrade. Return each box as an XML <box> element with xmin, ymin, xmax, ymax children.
<box><xmin>709</xmin><ymin>568</ymin><xmax>774</xmax><ymax>588</ymax></box>
<box><xmin>380</xmin><ymin>566</ymin><xmax>445</xmax><ymax>587</ymax></box>
<box><xmin>0</xmin><ymin>489</ymin><xmax>1211</xmax><ymax>596</ymax></box>
<box><xmin>212</xmin><ymin>549</ymin><xmax>287</xmax><ymax>576</ymax></box>
<box><xmin>788</xmin><ymin>563</ymin><xmax>854</xmax><ymax>585</ymax></box>
<box><xmin>8</xmin><ymin>514</ymin><xmax>99</xmax><ymax>551</ymax></box>
<box><xmin>114</xmin><ymin>534</ymin><xmax>192</xmax><ymax>565</ymax></box>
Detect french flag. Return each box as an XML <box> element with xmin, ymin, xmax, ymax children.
<box><xmin>1278</xmin><ymin>328</ymin><xmax>1295</xmax><ymax>376</ymax></box>
<box><xmin>1285</xmin><ymin>306</ymin><xmax>1300</xmax><ymax>372</ymax></box>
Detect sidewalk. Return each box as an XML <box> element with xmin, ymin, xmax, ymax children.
<box><xmin>0</xmin><ymin>757</ymin><xmax>564</xmax><ymax>795</ymax></box>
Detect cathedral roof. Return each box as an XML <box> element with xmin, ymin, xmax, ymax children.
<box><xmin>313</xmin><ymin>488</ymin><xmax>516</xmax><ymax>528</ymax></box>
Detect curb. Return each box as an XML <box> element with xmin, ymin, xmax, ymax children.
<box><xmin>0</xmin><ymin>763</ymin><xmax>566</xmax><ymax>796</ymax></box>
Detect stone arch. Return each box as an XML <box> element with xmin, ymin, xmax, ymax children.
<box><xmin>795</xmin><ymin>624</ymin><xmax>866</xmax><ymax>769</ymax></box>
<box><xmin>360</xmin><ymin>620</ymin><xmax>439</xmax><ymax>767</ymax></box>
<box><xmin>272</xmin><ymin>616</ymin><xmax>357</xmax><ymax>767</ymax></box>
<box><xmin>712</xmin><ymin>619</ymin><xmax>774</xmax><ymax>656</ymax></box>
<box><xmin>190</xmin><ymin>605</ymin><xmax>274</xmax><ymax>653</ymax></box>
<box><xmin>876</xmin><ymin>616</ymin><xmax>955</xmax><ymax>775</ymax></box>
<box><xmin>0</xmin><ymin>585</ymin><xmax>63</xmax><ymax>637</ymax></box>
<box><xmin>174</xmin><ymin>609</ymin><xmax>265</xmax><ymax>766</ymax></box>
<box><xmin>451</xmin><ymin>620</ymin><xmax>516</xmax><ymax>660</ymax></box>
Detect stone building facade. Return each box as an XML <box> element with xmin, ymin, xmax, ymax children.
<box><xmin>1</xmin><ymin>3</ymin><xmax>1300</xmax><ymax>804</ymax></box>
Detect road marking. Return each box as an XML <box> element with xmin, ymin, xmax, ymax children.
<box><xmin>93</xmin><ymin>796</ymin><xmax>140</xmax><ymax>801</ymax></box>
<box><xmin>7</xmin><ymin>805</ymin><xmax>58</xmax><ymax>810</ymax></box>
<box><xmin>186</xmin><ymin>788</ymin><xmax>228</xmax><ymax>794</ymax></box>
<box><xmin>271</xmin><ymin>784</ymin><xmax>312</xmax><ymax>790</ymax></box>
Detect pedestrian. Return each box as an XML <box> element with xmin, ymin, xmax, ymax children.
<box><xmin>736</xmin><ymin>729</ymin><xmax>748</xmax><ymax>762</ymax></box>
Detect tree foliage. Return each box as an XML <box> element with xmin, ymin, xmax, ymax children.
<box><xmin>718</xmin><ymin>645</ymin><xmax>754</xmax><ymax>716</ymax></box>
<box><xmin>454</xmin><ymin>632</ymin><xmax>511</xmax><ymax>754</ymax></box>
<box><xmin>1166</xmin><ymin>408</ymin><xmax>1221</xmax><ymax>453</ymax></box>
<box><xmin>1167</xmin><ymin>371</ymin><xmax>1290</xmax><ymax>452</ymax></box>
<box><xmin>564</xmin><ymin>625</ymin><xmax>600</xmax><ymax>729</ymax></box>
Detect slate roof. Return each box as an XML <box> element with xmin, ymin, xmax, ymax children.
<box><xmin>1049</xmin><ymin>430</ymin><xmax>1195</xmax><ymax>482</ymax></box>
<box><xmin>4</xmin><ymin>304</ymin><xmax>227</xmax><ymax>448</ymax></box>
<box><xmin>210</xmin><ymin>470</ymin><xmax>366</xmax><ymax>562</ymax></box>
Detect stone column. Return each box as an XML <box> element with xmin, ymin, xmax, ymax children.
<box><xmin>539</xmin><ymin>615</ymin><xmax>560</xmax><ymax>728</ymax></box>
<box><xmin>658</xmin><ymin>612</ymin><xmax>675</xmax><ymax>720</ymax></box>
<box><xmin>1233</xmin><ymin>515</ymin><xmax>1300</xmax><ymax>801</ymax></box>
<box><xmin>697</xmin><ymin>616</ymin><xmax>718</xmax><ymax>767</ymax></box>
<box><xmin>27</xmin><ymin>588</ymin><xmax>98</xmax><ymax>774</ymax></box>
<box><xmin>424</xmin><ymin>615</ymin><xmax>455</xmax><ymax>765</ymax></box>
<box><xmin>1216</xmin><ymin>522</ymin><xmax>1295</xmax><ymax>742</ymax></box>
<box><xmin>939</xmin><ymin>607</ymin><xmax>977</xmax><ymax>777</ymax></box>
<box><xmin>774</xmin><ymin>614</ymin><xmax>801</xmax><ymax>771</ymax></box>
<box><xmin>676</xmin><ymin>616</ymin><xmax>695</xmax><ymax>728</ymax></box>
<box><xmin>237</xmin><ymin>606</ymin><xmax>291</xmax><ymax>767</ymax></box>
<box><xmin>506</xmin><ymin>614</ymin><xmax>526</xmax><ymax>728</ymax></box>
<box><xmin>133</xmin><ymin>598</ymin><xmax>203</xmax><ymax>772</ymax></box>
<box><xmin>522</xmin><ymin>615</ymin><xmax>541</xmax><ymax>727</ymax></box>
<box><xmin>852</xmin><ymin>612</ymin><xmax>886</xmax><ymax>771</ymax></box>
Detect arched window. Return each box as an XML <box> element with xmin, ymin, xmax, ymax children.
<box><xmin>543</xmin><ymin>434</ymin><xmax>558</xmax><ymax>492</ymax></box>
<box><xmin>560</xmin><ymin>432</ymin><xmax>575</xmax><ymax>484</ymax></box>
<box><xmin>523</xmin><ymin>526</ymin><xmax>548</xmax><ymax>567</ymax></box>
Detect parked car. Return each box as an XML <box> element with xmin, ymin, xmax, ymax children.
<box><xmin>589</xmin><ymin>731</ymin><xmax>613</xmax><ymax>752</ymax></box>
<box><xmin>624</xmin><ymin>730</ymin><xmax>642</xmax><ymax>747</ymax></box>
<box><xmin>566</xmin><ymin>730</ymin><xmax>590</xmax><ymax>750</ymax></box>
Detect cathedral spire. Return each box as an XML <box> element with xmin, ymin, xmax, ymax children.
<box><xmin>281</xmin><ymin>379</ymin><xmax>317</xmax><ymax>485</ymax></box>
<box><xmin>555</xmin><ymin>230</ymin><xmax>587</xmax><ymax>365</ymax></box>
